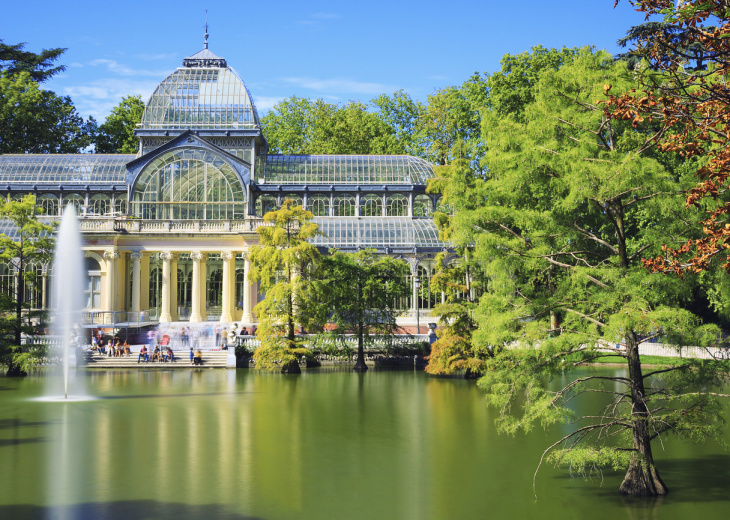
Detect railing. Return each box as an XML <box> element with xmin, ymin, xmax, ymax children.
<box><xmin>237</xmin><ymin>333</ymin><xmax>431</xmax><ymax>353</ymax></box>
<box><xmin>80</xmin><ymin>309</ymin><xmax>160</xmax><ymax>326</ymax></box>
<box><xmin>78</xmin><ymin>218</ymin><xmax>270</xmax><ymax>234</ymax></box>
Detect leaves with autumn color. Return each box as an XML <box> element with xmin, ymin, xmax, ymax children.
<box><xmin>606</xmin><ymin>1</ymin><xmax>730</xmax><ymax>276</ymax></box>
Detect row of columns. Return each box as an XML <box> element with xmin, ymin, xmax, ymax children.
<box><xmin>106</xmin><ymin>250</ymin><xmax>255</xmax><ymax>324</ymax></box>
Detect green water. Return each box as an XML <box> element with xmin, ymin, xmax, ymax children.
<box><xmin>0</xmin><ymin>367</ymin><xmax>728</xmax><ymax>520</ymax></box>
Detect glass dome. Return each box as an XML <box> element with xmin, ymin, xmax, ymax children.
<box><xmin>139</xmin><ymin>62</ymin><xmax>260</xmax><ymax>131</ymax></box>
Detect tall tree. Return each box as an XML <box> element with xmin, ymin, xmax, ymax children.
<box><xmin>0</xmin><ymin>195</ymin><xmax>54</xmax><ymax>376</ymax></box>
<box><xmin>0</xmin><ymin>71</ymin><xmax>93</xmax><ymax>153</ymax></box>
<box><xmin>434</xmin><ymin>48</ymin><xmax>730</xmax><ymax>496</ymax></box>
<box><xmin>93</xmin><ymin>95</ymin><xmax>145</xmax><ymax>153</ymax></box>
<box><xmin>248</xmin><ymin>200</ymin><xmax>324</xmax><ymax>374</ymax></box>
<box><xmin>0</xmin><ymin>39</ymin><xmax>66</xmax><ymax>83</ymax></box>
<box><xmin>371</xmin><ymin>90</ymin><xmax>427</xmax><ymax>157</ymax></box>
<box><xmin>606</xmin><ymin>1</ymin><xmax>730</xmax><ymax>277</ymax></box>
<box><xmin>320</xmin><ymin>249</ymin><xmax>409</xmax><ymax>371</ymax></box>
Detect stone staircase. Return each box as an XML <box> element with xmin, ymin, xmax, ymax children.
<box><xmin>83</xmin><ymin>349</ymin><xmax>230</xmax><ymax>368</ymax></box>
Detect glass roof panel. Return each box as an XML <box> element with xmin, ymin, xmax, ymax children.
<box><xmin>311</xmin><ymin>217</ymin><xmax>445</xmax><ymax>250</ymax></box>
<box><xmin>140</xmin><ymin>67</ymin><xmax>259</xmax><ymax>130</ymax></box>
<box><xmin>262</xmin><ymin>155</ymin><xmax>435</xmax><ymax>185</ymax></box>
<box><xmin>0</xmin><ymin>155</ymin><xmax>134</xmax><ymax>185</ymax></box>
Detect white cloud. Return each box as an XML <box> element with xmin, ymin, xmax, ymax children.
<box><xmin>297</xmin><ymin>12</ymin><xmax>341</xmax><ymax>25</ymax></box>
<box><xmin>252</xmin><ymin>96</ymin><xmax>285</xmax><ymax>114</ymax></box>
<box><xmin>88</xmin><ymin>59</ymin><xmax>168</xmax><ymax>78</ymax></box>
<box><xmin>63</xmin><ymin>78</ymin><xmax>160</xmax><ymax>121</ymax></box>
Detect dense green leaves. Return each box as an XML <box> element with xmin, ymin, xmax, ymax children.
<box><xmin>0</xmin><ymin>39</ymin><xmax>66</xmax><ymax>83</ymax></box>
<box><xmin>93</xmin><ymin>95</ymin><xmax>145</xmax><ymax>153</ymax></box>
<box><xmin>0</xmin><ymin>195</ymin><xmax>55</xmax><ymax>376</ymax></box>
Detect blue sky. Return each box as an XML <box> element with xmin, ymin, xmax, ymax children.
<box><xmin>1</xmin><ymin>0</ymin><xmax>649</xmax><ymax>122</ymax></box>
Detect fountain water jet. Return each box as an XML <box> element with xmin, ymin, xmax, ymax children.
<box><xmin>42</xmin><ymin>204</ymin><xmax>89</xmax><ymax>401</ymax></box>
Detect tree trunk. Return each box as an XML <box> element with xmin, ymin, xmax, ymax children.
<box><xmin>280</xmin><ymin>359</ymin><xmax>301</xmax><ymax>374</ymax></box>
<box><xmin>6</xmin><ymin>362</ymin><xmax>26</xmax><ymax>377</ymax></box>
<box><xmin>619</xmin><ymin>332</ymin><xmax>668</xmax><ymax>496</ymax></box>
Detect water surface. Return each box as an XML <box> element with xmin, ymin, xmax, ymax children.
<box><xmin>0</xmin><ymin>368</ymin><xmax>728</xmax><ymax>519</ymax></box>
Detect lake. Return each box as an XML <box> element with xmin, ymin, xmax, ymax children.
<box><xmin>0</xmin><ymin>367</ymin><xmax>728</xmax><ymax>519</ymax></box>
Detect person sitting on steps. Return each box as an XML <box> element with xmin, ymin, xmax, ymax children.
<box><xmin>138</xmin><ymin>345</ymin><xmax>149</xmax><ymax>363</ymax></box>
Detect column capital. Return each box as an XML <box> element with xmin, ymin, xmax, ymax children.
<box><xmin>191</xmin><ymin>251</ymin><xmax>208</xmax><ymax>261</ymax></box>
<box><xmin>221</xmin><ymin>251</ymin><xmax>234</xmax><ymax>261</ymax></box>
<box><xmin>104</xmin><ymin>250</ymin><xmax>120</xmax><ymax>260</ymax></box>
<box><xmin>160</xmin><ymin>252</ymin><xmax>179</xmax><ymax>262</ymax></box>
<box><xmin>130</xmin><ymin>251</ymin><xmax>143</xmax><ymax>261</ymax></box>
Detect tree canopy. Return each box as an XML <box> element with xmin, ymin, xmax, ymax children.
<box><xmin>427</xmin><ymin>46</ymin><xmax>730</xmax><ymax>496</ymax></box>
<box><xmin>0</xmin><ymin>195</ymin><xmax>55</xmax><ymax>376</ymax></box>
<box><xmin>606</xmin><ymin>1</ymin><xmax>730</xmax><ymax>277</ymax></box>
<box><xmin>0</xmin><ymin>39</ymin><xmax>66</xmax><ymax>83</ymax></box>
<box><xmin>248</xmin><ymin>199</ymin><xmax>324</xmax><ymax>374</ymax></box>
<box><xmin>93</xmin><ymin>95</ymin><xmax>145</xmax><ymax>153</ymax></box>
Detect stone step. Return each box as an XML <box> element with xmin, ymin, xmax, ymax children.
<box><xmin>84</xmin><ymin>350</ymin><xmax>230</xmax><ymax>368</ymax></box>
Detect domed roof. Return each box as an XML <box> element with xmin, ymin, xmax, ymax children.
<box><xmin>139</xmin><ymin>47</ymin><xmax>260</xmax><ymax>132</ymax></box>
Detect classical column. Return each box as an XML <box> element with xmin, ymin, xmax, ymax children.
<box><xmin>170</xmin><ymin>254</ymin><xmax>178</xmax><ymax>321</ymax></box>
<box><xmin>407</xmin><ymin>257</ymin><xmax>420</xmax><ymax>333</ymax></box>
<box><xmin>104</xmin><ymin>251</ymin><xmax>119</xmax><ymax>316</ymax></box>
<box><xmin>160</xmin><ymin>252</ymin><xmax>173</xmax><ymax>323</ymax></box>
<box><xmin>131</xmin><ymin>252</ymin><xmax>142</xmax><ymax>314</ymax></box>
<box><xmin>242</xmin><ymin>253</ymin><xmax>254</xmax><ymax>324</ymax></box>
<box><xmin>200</xmin><ymin>253</ymin><xmax>208</xmax><ymax>321</ymax></box>
<box><xmin>220</xmin><ymin>251</ymin><xmax>234</xmax><ymax>323</ymax></box>
<box><xmin>190</xmin><ymin>252</ymin><xmax>206</xmax><ymax>322</ymax></box>
<box><xmin>41</xmin><ymin>264</ymin><xmax>48</xmax><ymax>310</ymax></box>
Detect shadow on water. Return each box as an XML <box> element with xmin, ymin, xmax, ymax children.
<box><xmin>0</xmin><ymin>437</ymin><xmax>47</xmax><ymax>447</ymax></box>
<box><xmin>0</xmin><ymin>501</ymin><xmax>262</xmax><ymax>520</ymax></box>
<box><xmin>0</xmin><ymin>419</ymin><xmax>57</xmax><ymax>430</ymax></box>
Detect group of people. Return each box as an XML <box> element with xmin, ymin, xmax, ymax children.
<box><xmin>91</xmin><ymin>329</ymin><xmax>131</xmax><ymax>357</ymax></box>
<box><xmin>138</xmin><ymin>345</ymin><xmax>176</xmax><ymax>363</ymax></box>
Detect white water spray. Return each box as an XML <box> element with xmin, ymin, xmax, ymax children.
<box><xmin>48</xmin><ymin>204</ymin><xmax>86</xmax><ymax>400</ymax></box>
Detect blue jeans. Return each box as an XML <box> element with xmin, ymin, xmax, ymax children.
<box><xmin>138</xmin><ymin>353</ymin><xmax>149</xmax><ymax>362</ymax></box>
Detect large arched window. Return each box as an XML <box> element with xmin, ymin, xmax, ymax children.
<box><xmin>37</xmin><ymin>194</ymin><xmax>59</xmax><ymax>217</ymax></box>
<box><xmin>360</xmin><ymin>194</ymin><xmax>382</xmax><ymax>217</ymax></box>
<box><xmin>334</xmin><ymin>195</ymin><xmax>355</xmax><ymax>216</ymax></box>
<box><xmin>308</xmin><ymin>195</ymin><xmax>329</xmax><ymax>217</ymax></box>
<box><xmin>63</xmin><ymin>194</ymin><xmax>85</xmax><ymax>215</ymax></box>
<box><xmin>131</xmin><ymin>148</ymin><xmax>246</xmax><ymax>220</ymax></box>
<box><xmin>255</xmin><ymin>195</ymin><xmax>277</xmax><ymax>217</ymax></box>
<box><xmin>283</xmin><ymin>194</ymin><xmax>303</xmax><ymax>207</ymax></box>
<box><xmin>114</xmin><ymin>195</ymin><xmax>127</xmax><ymax>215</ymax></box>
<box><xmin>89</xmin><ymin>194</ymin><xmax>110</xmax><ymax>216</ymax></box>
<box><xmin>413</xmin><ymin>194</ymin><xmax>433</xmax><ymax>217</ymax></box>
<box><xmin>386</xmin><ymin>194</ymin><xmax>408</xmax><ymax>216</ymax></box>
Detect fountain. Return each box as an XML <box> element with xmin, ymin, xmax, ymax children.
<box><xmin>39</xmin><ymin>204</ymin><xmax>90</xmax><ymax>401</ymax></box>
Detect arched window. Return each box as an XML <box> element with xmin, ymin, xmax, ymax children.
<box><xmin>0</xmin><ymin>262</ymin><xmax>14</xmax><ymax>298</ymax></box>
<box><xmin>360</xmin><ymin>194</ymin><xmax>382</xmax><ymax>217</ymax></box>
<box><xmin>255</xmin><ymin>195</ymin><xmax>277</xmax><ymax>217</ymax></box>
<box><xmin>334</xmin><ymin>195</ymin><xmax>355</xmax><ymax>216</ymax></box>
<box><xmin>114</xmin><ymin>195</ymin><xmax>127</xmax><ymax>215</ymax></box>
<box><xmin>283</xmin><ymin>194</ymin><xmax>303</xmax><ymax>207</ymax></box>
<box><xmin>63</xmin><ymin>194</ymin><xmax>85</xmax><ymax>216</ymax></box>
<box><xmin>23</xmin><ymin>262</ymin><xmax>44</xmax><ymax>309</ymax></box>
<box><xmin>386</xmin><ymin>194</ymin><xmax>408</xmax><ymax>216</ymax></box>
<box><xmin>177</xmin><ymin>268</ymin><xmax>192</xmax><ymax>308</ymax></box>
<box><xmin>308</xmin><ymin>195</ymin><xmax>329</xmax><ymax>217</ymax></box>
<box><xmin>89</xmin><ymin>194</ymin><xmax>110</xmax><ymax>216</ymax></box>
<box><xmin>149</xmin><ymin>261</ymin><xmax>162</xmax><ymax>310</ymax></box>
<box><xmin>235</xmin><ymin>268</ymin><xmax>244</xmax><ymax>310</ymax></box>
<box><xmin>131</xmin><ymin>148</ymin><xmax>246</xmax><ymax>220</ymax></box>
<box><xmin>208</xmin><ymin>268</ymin><xmax>223</xmax><ymax>310</ymax></box>
<box><xmin>413</xmin><ymin>194</ymin><xmax>433</xmax><ymax>217</ymax></box>
<box><xmin>37</xmin><ymin>194</ymin><xmax>59</xmax><ymax>217</ymax></box>
<box><xmin>84</xmin><ymin>257</ymin><xmax>101</xmax><ymax>309</ymax></box>
<box><xmin>417</xmin><ymin>264</ymin><xmax>437</xmax><ymax>310</ymax></box>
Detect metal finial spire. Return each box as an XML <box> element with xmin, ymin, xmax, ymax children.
<box><xmin>204</xmin><ymin>10</ymin><xmax>209</xmax><ymax>49</ymax></box>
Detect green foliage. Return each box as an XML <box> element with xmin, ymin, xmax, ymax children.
<box><xmin>261</xmin><ymin>97</ymin><xmax>403</xmax><ymax>155</ymax></box>
<box><xmin>249</xmin><ymin>200</ymin><xmax>323</xmax><ymax>371</ymax></box>
<box><xmin>93</xmin><ymin>95</ymin><xmax>145</xmax><ymax>153</ymax></box>
<box><xmin>429</xmin><ymin>46</ymin><xmax>730</xmax><ymax>494</ymax></box>
<box><xmin>0</xmin><ymin>71</ymin><xmax>93</xmax><ymax>153</ymax></box>
<box><xmin>319</xmin><ymin>249</ymin><xmax>409</xmax><ymax>368</ymax></box>
<box><xmin>0</xmin><ymin>39</ymin><xmax>66</xmax><ymax>83</ymax></box>
<box><xmin>0</xmin><ymin>195</ymin><xmax>55</xmax><ymax>376</ymax></box>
